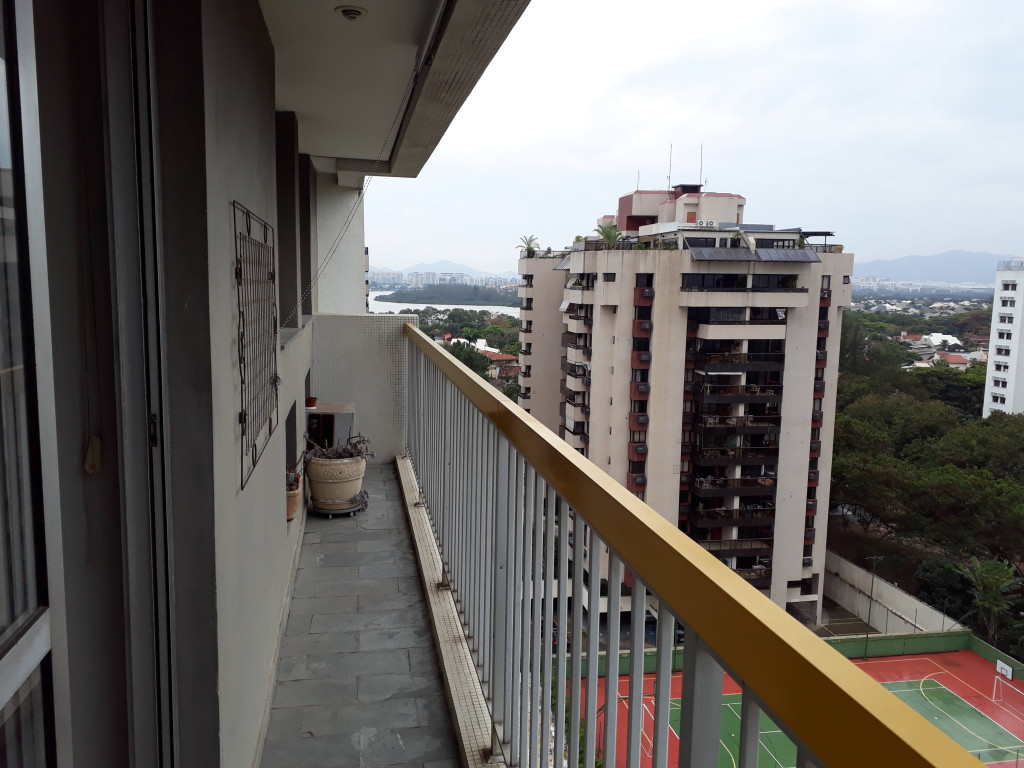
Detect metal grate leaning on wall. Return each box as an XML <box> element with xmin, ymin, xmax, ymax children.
<box><xmin>233</xmin><ymin>201</ymin><xmax>279</xmax><ymax>488</ymax></box>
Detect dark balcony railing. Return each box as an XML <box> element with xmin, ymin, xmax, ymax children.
<box><xmin>696</xmin><ymin>383</ymin><xmax>781</xmax><ymax>401</ymax></box>
<box><xmin>698</xmin><ymin>352</ymin><xmax>786</xmax><ymax>368</ymax></box>
<box><xmin>697</xmin><ymin>414</ymin><xmax>781</xmax><ymax>429</ymax></box>
<box><xmin>698</xmin><ymin>538</ymin><xmax>774</xmax><ymax>555</ymax></box>
<box><xmin>811</xmin><ymin>244</ymin><xmax>843</xmax><ymax>253</ymax></box>
<box><xmin>811</xmin><ymin>410</ymin><xmax>823</xmax><ymax>424</ymax></box>
<box><xmin>815</xmin><ymin>351</ymin><xmax>827</xmax><ymax>360</ymax></box>
<box><xmin>820</xmin><ymin>289</ymin><xmax>832</xmax><ymax>300</ymax></box>
<box><xmin>694</xmin><ymin>476</ymin><xmax>778</xmax><ymax>491</ymax></box>
<box><xmin>697</xmin><ymin>447</ymin><xmax>779</xmax><ymax>464</ymax></box>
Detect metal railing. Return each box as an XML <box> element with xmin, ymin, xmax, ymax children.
<box><xmin>403</xmin><ymin>322</ymin><xmax>976</xmax><ymax>768</ymax></box>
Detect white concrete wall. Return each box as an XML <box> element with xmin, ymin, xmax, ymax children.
<box><xmin>824</xmin><ymin>551</ymin><xmax>964</xmax><ymax>634</ymax></box>
<box><xmin>984</xmin><ymin>267</ymin><xmax>1024</xmax><ymax>416</ymax></box>
<box><xmin>315</xmin><ymin>177</ymin><xmax>367</xmax><ymax>314</ymax></box>
<box><xmin>311</xmin><ymin>314</ymin><xmax>416</xmax><ymax>461</ymax></box>
<box><xmin>519</xmin><ymin>257</ymin><xmax>566</xmax><ymax>433</ymax></box>
<box><xmin>201</xmin><ymin>1</ymin><xmax>313</xmax><ymax>763</ymax></box>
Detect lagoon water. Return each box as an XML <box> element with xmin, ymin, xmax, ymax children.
<box><xmin>368</xmin><ymin>291</ymin><xmax>517</xmax><ymax>318</ymax></box>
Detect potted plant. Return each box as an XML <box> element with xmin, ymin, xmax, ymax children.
<box><xmin>305</xmin><ymin>434</ymin><xmax>374</xmax><ymax>515</ymax></box>
<box><xmin>519</xmin><ymin>234</ymin><xmax>539</xmax><ymax>257</ymax></box>
<box><xmin>286</xmin><ymin>471</ymin><xmax>303</xmax><ymax>521</ymax></box>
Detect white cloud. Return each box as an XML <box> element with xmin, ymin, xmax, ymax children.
<box><xmin>366</xmin><ymin>0</ymin><xmax>1024</xmax><ymax>271</ymax></box>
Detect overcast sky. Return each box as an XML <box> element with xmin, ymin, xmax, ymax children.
<box><xmin>364</xmin><ymin>0</ymin><xmax>1024</xmax><ymax>274</ymax></box>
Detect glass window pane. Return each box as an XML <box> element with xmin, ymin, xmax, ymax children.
<box><xmin>0</xmin><ymin>0</ymin><xmax>40</xmax><ymax>648</ymax></box>
<box><xmin>0</xmin><ymin>666</ymin><xmax>47</xmax><ymax>766</ymax></box>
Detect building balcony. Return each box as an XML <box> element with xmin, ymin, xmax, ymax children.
<box><xmin>691</xmin><ymin>507</ymin><xmax>776</xmax><ymax>528</ymax></box>
<box><xmin>517</xmin><ymin>284</ymin><xmax>533</xmax><ymax>299</ymax></box>
<box><xmin>810</xmin><ymin>440</ymin><xmax>822</xmax><ymax>458</ymax></box>
<box><xmin>818</xmin><ymin>320</ymin><xmax>830</xmax><ymax>335</ymax></box>
<box><xmin>567</xmin><ymin>346</ymin><xmax>589</xmax><ymax>365</ymax></box>
<box><xmin>809</xmin><ymin>470</ymin><xmax>820</xmax><ymax>486</ymax></box>
<box><xmin>627</xmin><ymin>441</ymin><xmax>649</xmax><ymax>461</ymax></box>
<box><xmin>697</xmin><ymin>538</ymin><xmax>774</xmax><ymax>558</ymax></box>
<box><xmin>633</xmin><ymin>319</ymin><xmax>654</xmax><ymax>337</ymax></box>
<box><xmin>631</xmin><ymin>350</ymin><xmax>652</xmax><ymax>369</ymax></box>
<box><xmin>628</xmin><ymin>412</ymin><xmax>650</xmax><ymax>430</ymax></box>
<box><xmin>696</xmin><ymin>352</ymin><xmax>786</xmax><ymax>371</ymax></box>
<box><xmin>695</xmin><ymin>446</ymin><xmax>779</xmax><ymax>465</ymax></box>
<box><xmin>566</xmin><ymin>315</ymin><xmax>592</xmax><ymax>334</ymax></box>
<box><xmin>812</xmin><ymin>410</ymin><xmax>824</xmax><ymax>426</ymax></box>
<box><xmin>820</xmin><ymin>289</ymin><xmax>832</xmax><ymax>306</ymax></box>
<box><xmin>695</xmin><ymin>383</ymin><xmax>782</xmax><ymax>404</ymax></box>
<box><xmin>692</xmin><ymin>476</ymin><xmax>779</xmax><ymax>497</ymax></box>
<box><xmin>629</xmin><ymin>381</ymin><xmax>651</xmax><ymax>399</ymax></box>
<box><xmin>634</xmin><ymin>286</ymin><xmax>655</xmax><ymax>306</ymax></box>
<box><xmin>696</xmin><ymin>414</ymin><xmax>782</xmax><ymax>432</ymax></box>
<box><xmin>814</xmin><ymin>380</ymin><xmax>825</xmax><ymax>392</ymax></box>
<box><xmin>262</xmin><ymin>321</ymin><xmax>985</xmax><ymax>768</ymax></box>
<box><xmin>626</xmin><ymin>472</ymin><xmax>647</xmax><ymax>492</ymax></box>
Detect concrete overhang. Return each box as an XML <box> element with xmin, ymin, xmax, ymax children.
<box><xmin>261</xmin><ymin>0</ymin><xmax>530</xmax><ymax>179</ymax></box>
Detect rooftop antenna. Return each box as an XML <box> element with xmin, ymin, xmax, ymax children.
<box><xmin>698</xmin><ymin>144</ymin><xmax>703</xmax><ymax>193</ymax></box>
<box><xmin>667</xmin><ymin>144</ymin><xmax>673</xmax><ymax>200</ymax></box>
<box><xmin>637</xmin><ymin>169</ymin><xmax>640</xmax><ymax>191</ymax></box>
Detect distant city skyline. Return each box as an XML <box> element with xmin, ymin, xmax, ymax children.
<box><xmin>363</xmin><ymin>0</ymin><xmax>1023</xmax><ymax>275</ymax></box>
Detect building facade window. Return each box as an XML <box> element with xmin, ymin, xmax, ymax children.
<box><xmin>993</xmin><ymin>394</ymin><xmax>1007</xmax><ymax>404</ymax></box>
<box><xmin>996</xmin><ymin>362</ymin><xmax>1010</xmax><ymax>372</ymax></box>
<box><xmin>993</xmin><ymin>378</ymin><xmax>1008</xmax><ymax>388</ymax></box>
<box><xmin>603</xmin><ymin>273</ymin><xmax>616</xmax><ymax>282</ymax></box>
<box><xmin>999</xmin><ymin>330</ymin><xmax>1013</xmax><ymax>340</ymax></box>
<box><xmin>1003</xmin><ymin>298</ymin><xmax>1017</xmax><ymax>307</ymax></box>
<box><xmin>997</xmin><ymin>347</ymin><xmax>1011</xmax><ymax>357</ymax></box>
<box><xmin>1000</xmin><ymin>314</ymin><xmax>1014</xmax><ymax>324</ymax></box>
<box><xmin>1004</xmin><ymin>282</ymin><xmax>1018</xmax><ymax>291</ymax></box>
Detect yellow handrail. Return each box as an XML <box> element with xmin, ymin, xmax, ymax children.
<box><xmin>401</xmin><ymin>325</ymin><xmax>974</xmax><ymax>768</ymax></box>
<box><xmin>405</xmin><ymin>323</ymin><xmax>977</xmax><ymax>768</ymax></box>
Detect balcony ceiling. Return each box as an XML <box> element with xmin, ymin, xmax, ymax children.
<box><xmin>260</xmin><ymin>0</ymin><xmax>530</xmax><ymax>178</ymax></box>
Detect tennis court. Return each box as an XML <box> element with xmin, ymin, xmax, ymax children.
<box><xmin>591</xmin><ymin>649</ymin><xmax>1024</xmax><ymax>766</ymax></box>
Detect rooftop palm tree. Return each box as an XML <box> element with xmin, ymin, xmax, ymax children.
<box><xmin>594</xmin><ymin>222</ymin><xmax>621</xmax><ymax>249</ymax></box>
<box><xmin>518</xmin><ymin>235</ymin><xmax>539</xmax><ymax>257</ymax></box>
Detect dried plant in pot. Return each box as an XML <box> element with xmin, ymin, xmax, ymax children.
<box><xmin>305</xmin><ymin>434</ymin><xmax>374</xmax><ymax>516</ymax></box>
<box><xmin>285</xmin><ymin>471</ymin><xmax>303</xmax><ymax>522</ymax></box>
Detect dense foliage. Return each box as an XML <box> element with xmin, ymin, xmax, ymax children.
<box><xmin>395</xmin><ymin>307</ymin><xmax>522</xmax><ymax>356</ymax></box>
<box><xmin>376</xmin><ymin>284</ymin><xmax>519</xmax><ymax>306</ymax></box>
<box><xmin>834</xmin><ymin>311</ymin><xmax>1024</xmax><ymax>652</ymax></box>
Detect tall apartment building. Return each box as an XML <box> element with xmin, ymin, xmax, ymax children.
<box><xmin>984</xmin><ymin>260</ymin><xmax>1024</xmax><ymax>416</ymax></box>
<box><xmin>519</xmin><ymin>186</ymin><xmax>854</xmax><ymax>622</ymax></box>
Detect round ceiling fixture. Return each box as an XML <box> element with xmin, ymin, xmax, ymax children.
<box><xmin>334</xmin><ymin>5</ymin><xmax>367</xmax><ymax>21</ymax></box>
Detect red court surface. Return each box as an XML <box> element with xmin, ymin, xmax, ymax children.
<box><xmin>584</xmin><ymin>649</ymin><xmax>1024</xmax><ymax>767</ymax></box>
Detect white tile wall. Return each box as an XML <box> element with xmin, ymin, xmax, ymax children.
<box><xmin>311</xmin><ymin>314</ymin><xmax>416</xmax><ymax>461</ymax></box>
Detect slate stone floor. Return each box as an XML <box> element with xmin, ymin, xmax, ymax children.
<box><xmin>260</xmin><ymin>462</ymin><xmax>458</xmax><ymax>768</ymax></box>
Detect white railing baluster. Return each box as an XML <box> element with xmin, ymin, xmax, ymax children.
<box><xmin>738</xmin><ymin>684</ymin><xmax>760</xmax><ymax>768</ymax></box>
<box><xmin>491</xmin><ymin>436</ymin><xmax>512</xmax><ymax>756</ymax></box>
<box><xmin>554</xmin><ymin>497</ymin><xmax>570</xmax><ymax>768</ymax></box>
<box><xmin>529</xmin><ymin>475</ymin><xmax>545</xmax><ymax>768</ymax></box>
<box><xmin>569</xmin><ymin>512</ymin><xmax>585</xmax><ymax>768</ymax></box>
<box><xmin>604</xmin><ymin>555</ymin><xmax>622</xmax><ymax>768</ymax></box>
<box><xmin>541</xmin><ymin>486</ymin><xmax>557</xmax><ymax>768</ymax></box>
<box><xmin>626</xmin><ymin>581</ymin><xmax>645</xmax><ymax>768</ymax></box>
<box><xmin>651</xmin><ymin>604</ymin><xmax>673</xmax><ymax>768</ymax></box>
<box><xmin>584</xmin><ymin>531</ymin><xmax>602</xmax><ymax>768</ymax></box>
<box><xmin>678</xmin><ymin>631</ymin><xmax>723</xmax><ymax>768</ymax></box>
<box><xmin>510</xmin><ymin>453</ymin><xmax>526</xmax><ymax>766</ymax></box>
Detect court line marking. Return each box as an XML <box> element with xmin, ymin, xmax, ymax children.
<box><xmin>916</xmin><ymin>674</ymin><xmax>1020</xmax><ymax>752</ymax></box>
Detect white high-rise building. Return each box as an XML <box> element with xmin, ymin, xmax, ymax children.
<box><xmin>519</xmin><ymin>186</ymin><xmax>854</xmax><ymax>623</ymax></box>
<box><xmin>983</xmin><ymin>260</ymin><xmax>1024</xmax><ymax>416</ymax></box>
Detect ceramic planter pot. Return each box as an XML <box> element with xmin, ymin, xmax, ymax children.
<box><xmin>286</xmin><ymin>476</ymin><xmax>303</xmax><ymax>521</ymax></box>
<box><xmin>306</xmin><ymin>456</ymin><xmax>366</xmax><ymax>510</ymax></box>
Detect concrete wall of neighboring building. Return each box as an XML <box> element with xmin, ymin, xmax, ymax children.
<box><xmin>311</xmin><ymin>314</ymin><xmax>416</xmax><ymax>461</ymax></box>
<box><xmin>518</xmin><ymin>256</ymin><xmax>567</xmax><ymax>432</ymax></box>
<box><xmin>824</xmin><ymin>552</ymin><xmax>964</xmax><ymax>634</ymax></box>
<box><xmin>523</xmin><ymin>232</ymin><xmax>854</xmax><ymax>620</ymax></box>
<box><xmin>315</xmin><ymin>178</ymin><xmax>367</xmax><ymax>314</ymax></box>
<box><xmin>984</xmin><ymin>265</ymin><xmax>1024</xmax><ymax>416</ymax></box>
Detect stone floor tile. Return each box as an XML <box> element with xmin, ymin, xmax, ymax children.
<box><xmin>310</xmin><ymin>609</ymin><xmax>404</xmax><ymax>634</ymax></box>
<box><xmin>306</xmin><ymin>648</ymin><xmax>410</xmax><ymax>679</ymax></box>
<box><xmin>288</xmin><ymin>596</ymin><xmax>358</xmax><ymax>617</ymax></box>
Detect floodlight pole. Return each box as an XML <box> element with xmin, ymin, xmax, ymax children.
<box><xmin>863</xmin><ymin>556</ymin><xmax>884</xmax><ymax>660</ymax></box>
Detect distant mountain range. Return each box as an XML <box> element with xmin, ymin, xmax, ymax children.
<box><xmin>855</xmin><ymin>250</ymin><xmax>1016</xmax><ymax>284</ymax></box>
<box><xmin>370</xmin><ymin>259</ymin><xmax>518</xmax><ymax>279</ymax></box>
